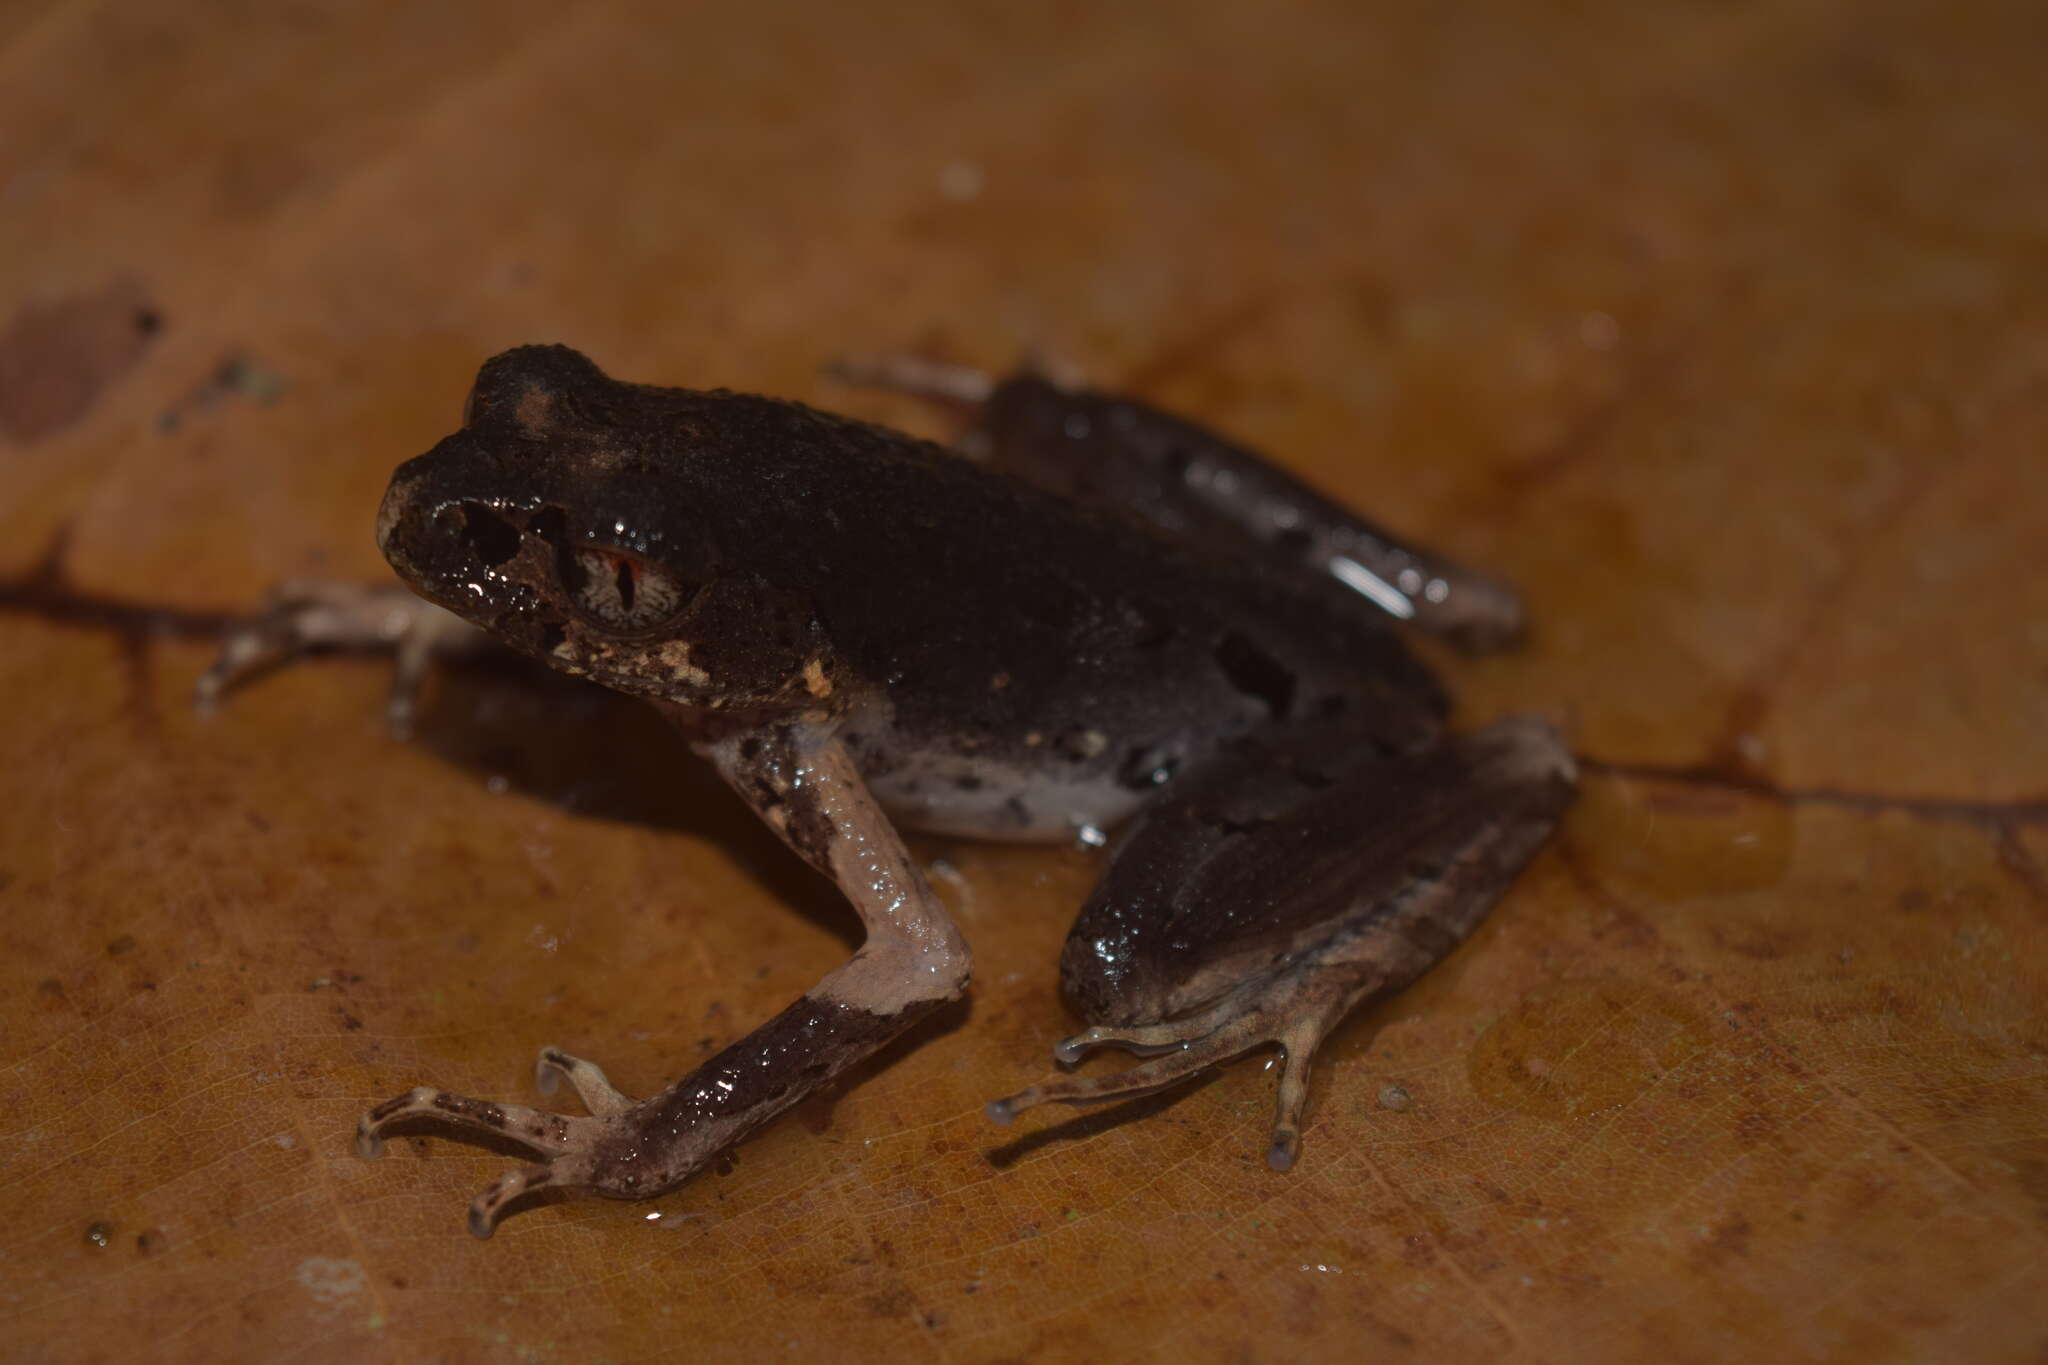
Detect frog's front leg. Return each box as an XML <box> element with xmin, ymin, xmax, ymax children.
<box><xmin>194</xmin><ymin>580</ymin><xmax>487</xmax><ymax>736</ymax></box>
<box><xmin>354</xmin><ymin>717</ymin><xmax>970</xmax><ymax>1237</ymax></box>
<box><xmin>988</xmin><ymin>716</ymin><xmax>1573</xmax><ymax>1169</ymax></box>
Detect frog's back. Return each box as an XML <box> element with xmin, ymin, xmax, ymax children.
<box><xmin>656</xmin><ymin>384</ymin><xmax>1449</xmax><ymax>758</ymax></box>
<box><xmin>441</xmin><ymin>345</ymin><xmax>1446</xmax><ymax>758</ymax></box>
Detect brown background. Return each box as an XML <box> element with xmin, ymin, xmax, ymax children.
<box><xmin>3</xmin><ymin>2</ymin><xmax>2045</xmax><ymax>1361</ymax></box>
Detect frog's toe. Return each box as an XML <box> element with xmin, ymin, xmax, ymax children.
<box><xmin>194</xmin><ymin>580</ymin><xmax>483</xmax><ymax>734</ymax></box>
<box><xmin>987</xmin><ymin>1044</ymin><xmax>1225</xmax><ymax>1123</ymax></box>
<box><xmin>989</xmin><ymin>999</ymin><xmax>1272</xmax><ymax>1124</ymax></box>
<box><xmin>1263</xmin><ymin>1013</ymin><xmax>1338</xmax><ymax>1171</ymax></box>
<box><xmin>825</xmin><ymin>352</ymin><xmax>996</xmax><ymax>406</ymax></box>
<box><xmin>354</xmin><ymin>1081</ymin><xmax>605</xmax><ymax>1163</ymax></box>
<box><xmin>469</xmin><ymin>1164</ymin><xmax>552</xmax><ymax>1239</ymax></box>
<box><xmin>464</xmin><ymin>1154</ymin><xmax>604</xmax><ymax>1239</ymax></box>
<box><xmin>1052</xmin><ymin>1021</ymin><xmax>1212</xmax><ymax>1064</ymax></box>
<box><xmin>356</xmin><ymin>1078</ymin><xmax>627</xmax><ymax>1235</ymax></box>
<box><xmin>992</xmin><ymin>963</ymin><xmax>1364</xmax><ymax>1167</ymax></box>
<box><xmin>533</xmin><ymin>1045</ymin><xmax>636</xmax><ymax>1117</ymax></box>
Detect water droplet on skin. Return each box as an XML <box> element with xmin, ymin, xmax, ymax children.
<box><xmin>1378</xmin><ymin>1084</ymin><xmax>1413</xmax><ymax>1111</ymax></box>
<box><xmin>85</xmin><ymin>1222</ymin><xmax>113</xmax><ymax>1249</ymax></box>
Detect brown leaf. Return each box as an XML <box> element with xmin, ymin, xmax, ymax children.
<box><xmin>4</xmin><ymin>3</ymin><xmax>2044</xmax><ymax>1361</ymax></box>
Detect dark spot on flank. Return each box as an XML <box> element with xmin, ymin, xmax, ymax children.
<box><xmin>1215</xmin><ymin>631</ymin><xmax>1296</xmax><ymax>719</ymax></box>
<box><xmin>1004</xmin><ymin>796</ymin><xmax>1032</xmax><ymax>827</ymax></box>
<box><xmin>460</xmin><ymin>503</ymin><xmax>522</xmax><ymax>567</ymax></box>
<box><xmin>954</xmin><ymin>774</ymin><xmax>984</xmax><ymax>791</ymax></box>
<box><xmin>740</xmin><ymin>736</ymin><xmax>762</xmax><ymax>760</ymax></box>
<box><xmin>106</xmin><ymin>933</ymin><xmax>137</xmax><ymax>957</ymax></box>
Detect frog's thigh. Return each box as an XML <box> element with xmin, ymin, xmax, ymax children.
<box><xmin>1065</xmin><ymin>717</ymin><xmax>1574</xmax><ymax>1026</ymax></box>
<box><xmin>993</xmin><ymin>717</ymin><xmax>1572</xmax><ymax>1167</ymax></box>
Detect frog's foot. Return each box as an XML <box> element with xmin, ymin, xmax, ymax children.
<box><xmin>992</xmin><ymin>718</ymin><xmax>1577</xmax><ymax>1170</ymax></box>
<box><xmin>986</xmin><ymin>960</ymin><xmax>1370</xmax><ymax>1172</ymax></box>
<box><xmin>355</xmin><ymin>1045</ymin><xmax>641</xmax><ymax>1239</ymax></box>
<box><xmin>194</xmin><ymin>580</ymin><xmax>483</xmax><ymax>737</ymax></box>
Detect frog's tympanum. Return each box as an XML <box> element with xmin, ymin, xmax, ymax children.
<box><xmin>205</xmin><ymin>346</ymin><xmax>1574</xmax><ymax>1237</ymax></box>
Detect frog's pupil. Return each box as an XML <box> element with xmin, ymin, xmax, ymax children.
<box><xmin>615</xmin><ymin>559</ymin><xmax>636</xmax><ymax>613</ymax></box>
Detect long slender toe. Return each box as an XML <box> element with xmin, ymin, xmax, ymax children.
<box><xmin>534</xmin><ymin>1046</ymin><xmax>634</xmax><ymax>1117</ymax></box>
<box><xmin>988</xmin><ymin>1034</ymin><xmax>1252</xmax><ymax>1122</ymax></box>
<box><xmin>354</xmin><ymin>1082</ymin><xmax>598</xmax><ymax>1160</ymax></box>
<box><xmin>1267</xmin><ymin>1129</ymin><xmax>1301</xmax><ymax>1172</ymax></box>
<box><xmin>468</xmin><ymin>1164</ymin><xmax>556</xmax><ymax>1240</ymax></box>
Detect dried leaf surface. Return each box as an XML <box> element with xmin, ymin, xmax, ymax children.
<box><xmin>3</xmin><ymin>3</ymin><xmax>2044</xmax><ymax>1361</ymax></box>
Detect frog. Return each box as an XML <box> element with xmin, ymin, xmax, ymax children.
<box><xmin>200</xmin><ymin>343</ymin><xmax>1574</xmax><ymax>1238</ymax></box>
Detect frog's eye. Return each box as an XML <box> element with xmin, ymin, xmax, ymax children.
<box><xmin>560</xmin><ymin>545</ymin><xmax>693</xmax><ymax>633</ymax></box>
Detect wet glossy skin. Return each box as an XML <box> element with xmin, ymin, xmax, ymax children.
<box><xmin>261</xmin><ymin>345</ymin><xmax>1575</xmax><ymax>1236</ymax></box>
<box><xmin>382</xmin><ymin>348</ymin><xmax>1445</xmax><ymax>836</ymax></box>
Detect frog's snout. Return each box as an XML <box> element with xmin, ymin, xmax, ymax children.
<box><xmin>374</xmin><ymin>468</ymin><xmax>522</xmax><ymax>618</ymax></box>
<box><xmin>372</xmin><ymin>470</ymin><xmax>418</xmax><ymax>564</ymax></box>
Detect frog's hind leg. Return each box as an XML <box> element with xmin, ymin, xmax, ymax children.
<box><xmin>988</xmin><ymin>970</ymin><xmax>1356</xmax><ymax>1170</ymax></box>
<box><xmin>968</xmin><ymin>376</ymin><xmax>1528</xmax><ymax>651</ymax></box>
<box><xmin>990</xmin><ymin>716</ymin><xmax>1575</xmax><ymax>1170</ymax></box>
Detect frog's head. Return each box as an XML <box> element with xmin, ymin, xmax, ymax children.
<box><xmin>376</xmin><ymin>345</ymin><xmax>835</xmax><ymax>715</ymax></box>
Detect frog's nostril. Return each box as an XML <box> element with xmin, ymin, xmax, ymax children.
<box><xmin>458</xmin><ymin>502</ymin><xmax>522</xmax><ymax>567</ymax></box>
